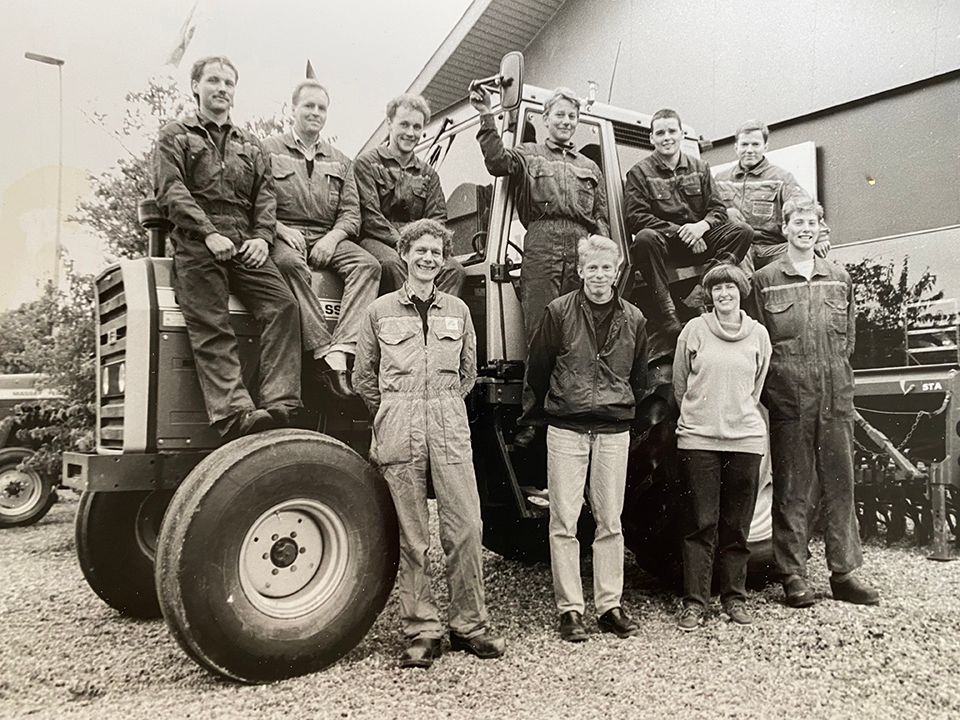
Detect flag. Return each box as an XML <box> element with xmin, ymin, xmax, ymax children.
<box><xmin>306</xmin><ymin>60</ymin><xmax>317</xmax><ymax>79</ymax></box>
<box><xmin>166</xmin><ymin>2</ymin><xmax>198</xmax><ymax>68</ymax></box>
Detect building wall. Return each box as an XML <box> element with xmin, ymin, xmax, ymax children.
<box><xmin>522</xmin><ymin>0</ymin><xmax>960</xmax><ymax>141</ymax></box>
<box><xmin>703</xmin><ymin>74</ymin><xmax>960</xmax><ymax>243</ymax></box>
<box><xmin>522</xmin><ymin>0</ymin><xmax>960</xmax><ymax>242</ymax></box>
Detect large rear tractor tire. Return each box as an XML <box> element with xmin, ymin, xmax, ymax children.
<box><xmin>0</xmin><ymin>447</ymin><xmax>56</xmax><ymax>528</ymax></box>
<box><xmin>75</xmin><ymin>489</ymin><xmax>173</xmax><ymax>618</ymax></box>
<box><xmin>155</xmin><ymin>430</ymin><xmax>399</xmax><ymax>683</ymax></box>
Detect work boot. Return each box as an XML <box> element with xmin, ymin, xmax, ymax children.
<box><xmin>598</xmin><ymin>607</ymin><xmax>640</xmax><ymax>638</ymax></box>
<box><xmin>782</xmin><ymin>575</ymin><xmax>817</xmax><ymax>608</ymax></box>
<box><xmin>220</xmin><ymin>409</ymin><xmax>276</xmax><ymax>442</ymax></box>
<box><xmin>830</xmin><ymin>575</ymin><xmax>880</xmax><ymax>606</ymax></box>
<box><xmin>321</xmin><ymin>369</ymin><xmax>355</xmax><ymax>399</ymax></box>
<box><xmin>399</xmin><ymin>637</ymin><xmax>443</xmax><ymax>669</ymax></box>
<box><xmin>449</xmin><ymin>630</ymin><xmax>505</xmax><ymax>659</ymax></box>
<box><xmin>559</xmin><ymin>611</ymin><xmax>588</xmax><ymax>643</ymax></box>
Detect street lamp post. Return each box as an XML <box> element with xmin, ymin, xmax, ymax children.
<box><xmin>24</xmin><ymin>52</ymin><xmax>65</xmax><ymax>289</ymax></box>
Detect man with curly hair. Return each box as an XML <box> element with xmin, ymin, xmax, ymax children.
<box><xmin>353</xmin><ymin>218</ymin><xmax>504</xmax><ymax>669</ymax></box>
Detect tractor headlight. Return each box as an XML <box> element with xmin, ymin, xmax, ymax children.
<box><xmin>117</xmin><ymin>362</ymin><xmax>126</xmax><ymax>394</ymax></box>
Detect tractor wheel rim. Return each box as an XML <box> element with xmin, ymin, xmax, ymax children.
<box><xmin>238</xmin><ymin>498</ymin><xmax>349</xmax><ymax>619</ymax></box>
<box><xmin>0</xmin><ymin>467</ymin><xmax>42</xmax><ymax>516</ymax></box>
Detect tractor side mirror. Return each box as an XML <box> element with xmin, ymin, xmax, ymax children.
<box><xmin>469</xmin><ymin>51</ymin><xmax>524</xmax><ymax>112</ymax></box>
<box><xmin>498</xmin><ymin>51</ymin><xmax>523</xmax><ymax>111</ymax></box>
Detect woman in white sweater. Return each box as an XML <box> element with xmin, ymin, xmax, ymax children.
<box><xmin>672</xmin><ymin>262</ymin><xmax>771</xmax><ymax>631</ymax></box>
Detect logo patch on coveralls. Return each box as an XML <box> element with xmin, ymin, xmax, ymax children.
<box><xmin>446</xmin><ymin>317</ymin><xmax>460</xmax><ymax>331</ymax></box>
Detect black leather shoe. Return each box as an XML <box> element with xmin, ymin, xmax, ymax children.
<box><xmin>449</xmin><ymin>631</ymin><xmax>505</xmax><ymax>659</ymax></box>
<box><xmin>830</xmin><ymin>575</ymin><xmax>880</xmax><ymax>606</ymax></box>
<box><xmin>722</xmin><ymin>599</ymin><xmax>754</xmax><ymax>625</ymax></box>
<box><xmin>559</xmin><ymin>611</ymin><xmax>588</xmax><ymax>643</ymax></box>
<box><xmin>220</xmin><ymin>409</ymin><xmax>276</xmax><ymax>442</ymax></box>
<box><xmin>513</xmin><ymin>426</ymin><xmax>537</xmax><ymax>449</ymax></box>
<box><xmin>399</xmin><ymin>637</ymin><xmax>443</xmax><ymax>669</ymax></box>
<box><xmin>783</xmin><ymin>575</ymin><xmax>817</xmax><ymax>608</ymax></box>
<box><xmin>598</xmin><ymin>607</ymin><xmax>640</xmax><ymax>638</ymax></box>
<box><xmin>265</xmin><ymin>405</ymin><xmax>297</xmax><ymax>428</ymax></box>
<box><xmin>322</xmin><ymin>369</ymin><xmax>356</xmax><ymax>399</ymax></box>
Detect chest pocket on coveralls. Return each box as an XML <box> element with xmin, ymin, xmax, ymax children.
<box><xmin>679</xmin><ymin>174</ymin><xmax>702</xmax><ymax>198</ymax></box>
<box><xmin>762</xmin><ymin>297</ymin><xmax>800</xmax><ymax>346</ymax></box>
<box><xmin>432</xmin><ymin>317</ymin><xmax>465</xmax><ymax>374</ymax></box>
<box><xmin>648</xmin><ymin>178</ymin><xmax>672</xmax><ymax>201</ymax></box>
<box><xmin>375</xmin><ymin>319</ymin><xmax>420</xmax><ymax>380</ymax></box>
<box><xmin>270</xmin><ymin>154</ymin><xmax>297</xmax><ymax>182</ymax></box>
<box><xmin>748</xmin><ymin>188</ymin><xmax>777</xmax><ymax>219</ymax></box>
<box><xmin>184</xmin><ymin>134</ymin><xmax>212</xmax><ymax>183</ymax></box>
<box><xmin>526</xmin><ymin>159</ymin><xmax>557</xmax><ymax>208</ymax></box>
<box><xmin>227</xmin><ymin>141</ymin><xmax>257</xmax><ymax>194</ymax></box>
<box><xmin>316</xmin><ymin>161</ymin><xmax>345</xmax><ymax>206</ymax></box>
<box><xmin>823</xmin><ymin>295</ymin><xmax>849</xmax><ymax>341</ymax></box>
<box><xmin>569</xmin><ymin>164</ymin><xmax>598</xmax><ymax>214</ymax></box>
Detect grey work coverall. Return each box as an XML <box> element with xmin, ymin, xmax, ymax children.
<box><xmin>352</xmin><ymin>285</ymin><xmax>488</xmax><ymax>640</ymax></box>
<box><xmin>749</xmin><ymin>255</ymin><xmax>863</xmax><ymax>577</ymax></box>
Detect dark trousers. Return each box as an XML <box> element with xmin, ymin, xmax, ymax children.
<box><xmin>631</xmin><ymin>222</ymin><xmax>753</xmax><ymax>322</ymax></box>
<box><xmin>521</xmin><ymin>219</ymin><xmax>587</xmax><ymax>341</ymax></box>
<box><xmin>173</xmin><ymin>238</ymin><xmax>302</xmax><ymax>432</ymax></box>
<box><xmin>770</xmin><ymin>416</ymin><xmax>863</xmax><ymax>577</ymax></box>
<box><xmin>271</xmin><ymin>239</ymin><xmax>334</xmax><ymax>356</ymax></box>
<box><xmin>679</xmin><ymin>449</ymin><xmax>762</xmax><ymax>607</ymax></box>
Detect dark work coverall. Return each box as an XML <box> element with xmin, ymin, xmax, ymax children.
<box><xmin>352</xmin><ymin>285</ymin><xmax>488</xmax><ymax>640</ymax></box>
<box><xmin>154</xmin><ymin>110</ymin><xmax>301</xmax><ymax>432</ymax></box>
<box><xmin>353</xmin><ymin>145</ymin><xmax>465</xmax><ymax>296</ymax></box>
<box><xmin>476</xmin><ymin>113</ymin><xmax>609</xmax><ymax>339</ymax></box>
<box><xmin>749</xmin><ymin>255</ymin><xmax>863</xmax><ymax>577</ymax></box>
<box><xmin>624</xmin><ymin>151</ymin><xmax>753</xmax><ymax>327</ymax></box>
<box><xmin>263</xmin><ymin>132</ymin><xmax>379</xmax><ymax>358</ymax></box>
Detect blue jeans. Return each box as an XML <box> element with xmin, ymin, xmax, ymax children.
<box><xmin>679</xmin><ymin>449</ymin><xmax>761</xmax><ymax>607</ymax></box>
<box><xmin>547</xmin><ymin>426</ymin><xmax>630</xmax><ymax>615</ymax></box>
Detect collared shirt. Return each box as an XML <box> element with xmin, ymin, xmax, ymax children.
<box><xmin>749</xmin><ymin>254</ymin><xmax>856</xmax><ymax>420</ymax></box>
<box><xmin>475</xmin><ymin>113</ymin><xmax>609</xmax><ymax>235</ymax></box>
<box><xmin>715</xmin><ymin>157</ymin><xmax>809</xmax><ymax>246</ymax></box>
<box><xmin>292</xmin><ymin>129</ymin><xmax>321</xmax><ymax>162</ymax></box>
<box><xmin>353</xmin><ymin>144</ymin><xmax>447</xmax><ymax>249</ymax></box>
<box><xmin>623</xmin><ymin>151</ymin><xmax>727</xmax><ymax>237</ymax></box>
<box><xmin>153</xmin><ymin>109</ymin><xmax>276</xmax><ymax>246</ymax></box>
<box><xmin>408</xmin><ymin>283</ymin><xmax>437</xmax><ymax>341</ymax></box>
<box><xmin>262</xmin><ymin>132</ymin><xmax>360</xmax><ymax>241</ymax></box>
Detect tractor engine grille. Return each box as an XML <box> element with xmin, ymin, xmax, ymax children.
<box><xmin>96</xmin><ymin>267</ymin><xmax>127</xmax><ymax>450</ymax></box>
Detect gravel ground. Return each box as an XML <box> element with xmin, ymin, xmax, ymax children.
<box><xmin>2</xmin><ymin>494</ymin><xmax>960</xmax><ymax>720</ymax></box>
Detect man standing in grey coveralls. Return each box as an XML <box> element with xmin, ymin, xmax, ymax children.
<box><xmin>154</xmin><ymin>56</ymin><xmax>300</xmax><ymax>439</ymax></box>
<box><xmin>264</xmin><ymin>80</ymin><xmax>381</xmax><ymax>398</ymax></box>
<box><xmin>750</xmin><ymin>198</ymin><xmax>879</xmax><ymax>609</ymax></box>
<box><xmin>353</xmin><ymin>218</ymin><xmax>504</xmax><ymax>669</ymax></box>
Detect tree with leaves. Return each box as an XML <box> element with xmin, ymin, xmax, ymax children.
<box><xmin>845</xmin><ymin>256</ymin><xmax>944</xmax><ymax>368</ymax></box>
<box><xmin>4</xmin><ymin>76</ymin><xmax>286</xmax><ymax>478</ymax></box>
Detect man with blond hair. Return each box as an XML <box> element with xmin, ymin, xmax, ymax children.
<box><xmin>470</xmin><ymin>86</ymin><xmax>609</xmax><ymax>340</ymax></box>
<box><xmin>520</xmin><ymin>235</ymin><xmax>648</xmax><ymax>643</ymax></box>
<box><xmin>353</xmin><ymin>93</ymin><xmax>465</xmax><ymax>296</ymax></box>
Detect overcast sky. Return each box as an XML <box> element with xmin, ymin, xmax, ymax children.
<box><xmin>1</xmin><ymin>0</ymin><xmax>472</xmax><ymax>308</ymax></box>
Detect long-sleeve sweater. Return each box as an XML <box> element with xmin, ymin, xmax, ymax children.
<box><xmin>673</xmin><ymin>310</ymin><xmax>772</xmax><ymax>454</ymax></box>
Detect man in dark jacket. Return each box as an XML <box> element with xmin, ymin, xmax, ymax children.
<box><xmin>521</xmin><ymin>235</ymin><xmax>648</xmax><ymax>643</ymax></box>
<box><xmin>154</xmin><ymin>56</ymin><xmax>300</xmax><ymax>439</ymax></box>
<box><xmin>624</xmin><ymin>108</ymin><xmax>753</xmax><ymax>340</ymax></box>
